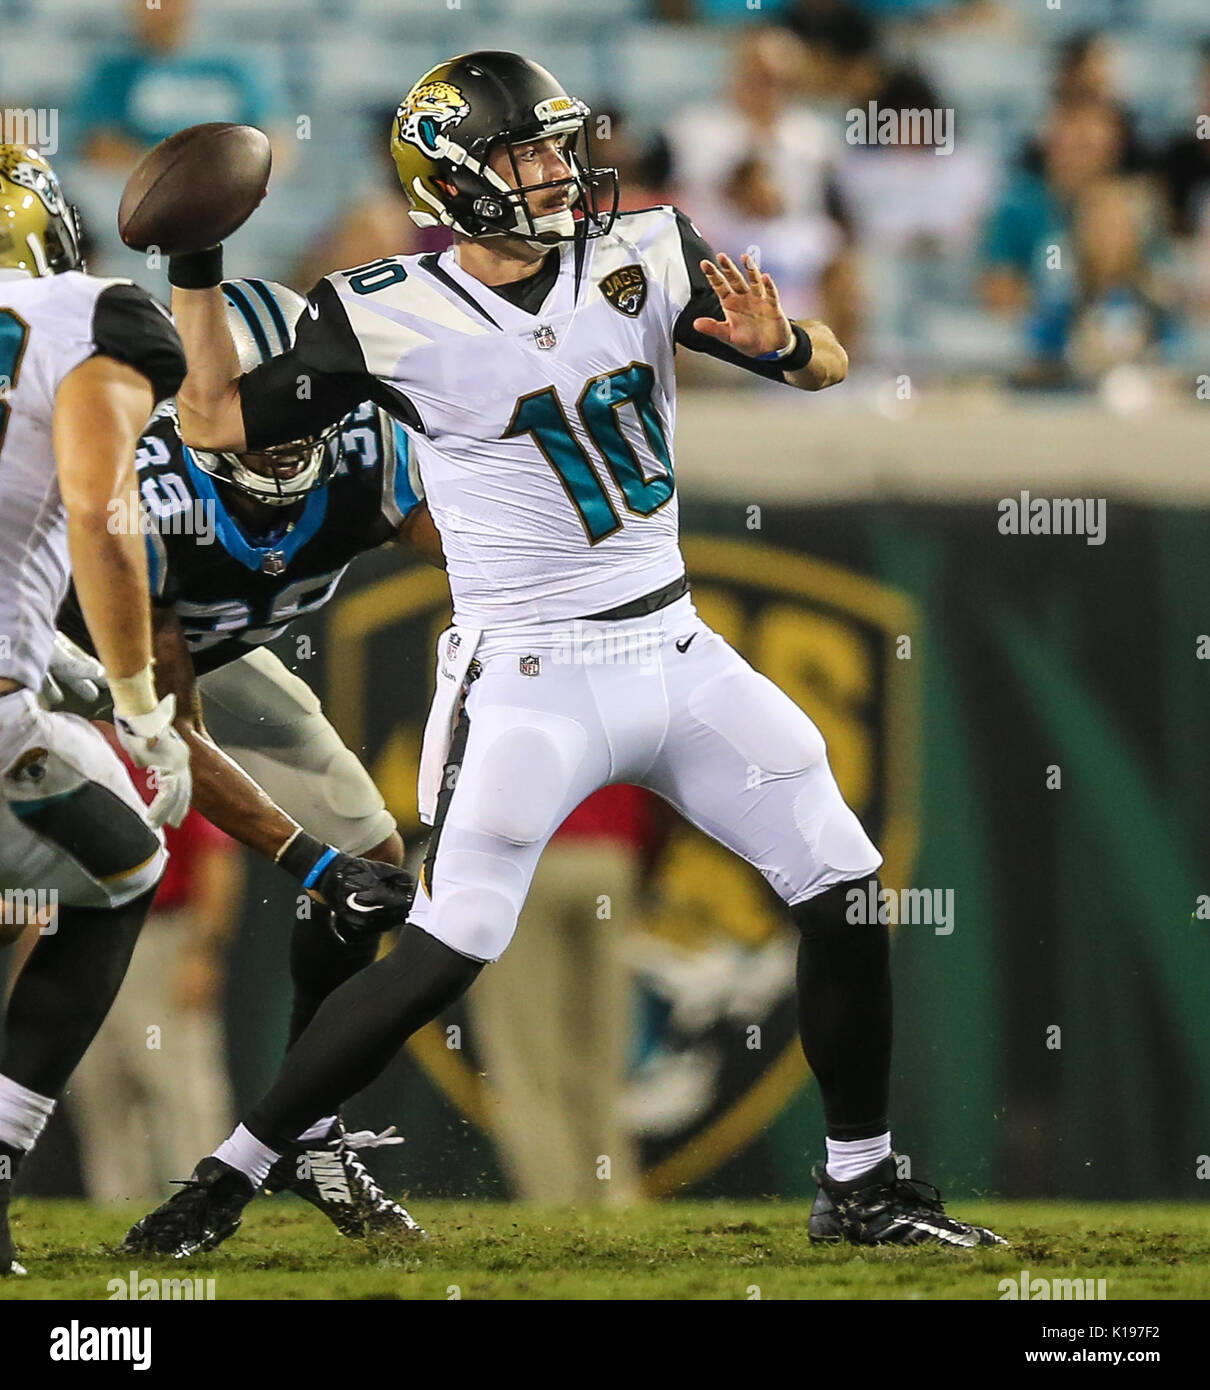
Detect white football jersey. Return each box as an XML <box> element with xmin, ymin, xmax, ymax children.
<box><xmin>0</xmin><ymin>269</ymin><xmax>184</xmax><ymax>689</ymax></box>
<box><xmin>243</xmin><ymin>207</ymin><xmax>801</xmax><ymax>628</ymax></box>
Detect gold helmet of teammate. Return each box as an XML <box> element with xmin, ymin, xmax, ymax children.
<box><xmin>0</xmin><ymin>145</ymin><xmax>83</xmax><ymax>276</ymax></box>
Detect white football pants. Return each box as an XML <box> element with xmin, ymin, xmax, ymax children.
<box><xmin>409</xmin><ymin>594</ymin><xmax>881</xmax><ymax>962</ymax></box>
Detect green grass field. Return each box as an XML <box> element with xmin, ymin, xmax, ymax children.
<box><xmin>4</xmin><ymin>1199</ymin><xmax>1207</xmax><ymax>1300</ymax></box>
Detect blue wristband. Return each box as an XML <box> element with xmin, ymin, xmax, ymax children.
<box><xmin>302</xmin><ymin>846</ymin><xmax>339</xmax><ymax>889</ymax></box>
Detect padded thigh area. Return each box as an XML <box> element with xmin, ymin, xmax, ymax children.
<box><xmin>687</xmin><ymin>660</ymin><xmax>827</xmax><ymax>777</ymax></box>
<box><xmin>461</xmin><ymin>713</ymin><xmax>589</xmax><ymax>845</ymax></box>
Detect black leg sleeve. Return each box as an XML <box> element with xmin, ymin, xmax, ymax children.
<box><xmin>0</xmin><ymin>886</ymin><xmax>156</xmax><ymax>1097</ymax></box>
<box><xmin>792</xmin><ymin>875</ymin><xmax>892</xmax><ymax>1142</ymax></box>
<box><xmin>286</xmin><ymin>905</ymin><xmax>378</xmax><ymax>1048</ymax></box>
<box><xmin>246</xmin><ymin>922</ymin><xmax>482</xmax><ymax>1149</ymax></box>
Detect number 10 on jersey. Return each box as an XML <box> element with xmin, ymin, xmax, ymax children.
<box><xmin>503</xmin><ymin>362</ymin><xmax>674</xmax><ymax>544</ymax></box>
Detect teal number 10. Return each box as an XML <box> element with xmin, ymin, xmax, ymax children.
<box><xmin>0</xmin><ymin>309</ymin><xmax>30</xmax><ymax>450</ymax></box>
<box><xmin>504</xmin><ymin>363</ymin><xmax>673</xmax><ymax>543</ymax></box>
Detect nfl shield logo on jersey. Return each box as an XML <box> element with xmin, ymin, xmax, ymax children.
<box><xmin>533</xmin><ymin>324</ymin><xmax>557</xmax><ymax>351</ymax></box>
<box><xmin>519</xmin><ymin>654</ymin><xmax>541</xmax><ymax>677</ymax></box>
<box><xmin>261</xmin><ymin>550</ymin><xmax>286</xmax><ymax>576</ymax></box>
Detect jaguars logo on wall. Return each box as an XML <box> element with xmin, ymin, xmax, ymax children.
<box><xmin>395</xmin><ymin>80</ymin><xmax>471</xmax><ymax>158</ymax></box>
<box><xmin>327</xmin><ymin>536</ymin><xmax>920</xmax><ymax>1195</ymax></box>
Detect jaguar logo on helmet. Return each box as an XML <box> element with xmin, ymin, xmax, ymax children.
<box><xmin>0</xmin><ymin>149</ymin><xmax>69</xmax><ymax>219</ymax></box>
<box><xmin>396</xmin><ymin>81</ymin><xmax>471</xmax><ymax>158</ymax></box>
<box><xmin>0</xmin><ymin>144</ymin><xmax>83</xmax><ymax>276</ymax></box>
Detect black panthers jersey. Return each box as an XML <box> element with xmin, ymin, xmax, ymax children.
<box><xmin>60</xmin><ymin>399</ymin><xmax>423</xmax><ymax>676</ymax></box>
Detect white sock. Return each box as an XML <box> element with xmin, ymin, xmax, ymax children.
<box><xmin>0</xmin><ymin>1074</ymin><xmax>56</xmax><ymax>1153</ymax></box>
<box><xmin>295</xmin><ymin>1115</ymin><xmax>338</xmax><ymax>1144</ymax></box>
<box><xmin>212</xmin><ymin>1124</ymin><xmax>282</xmax><ymax>1187</ymax></box>
<box><xmin>825</xmin><ymin>1132</ymin><xmax>892</xmax><ymax>1184</ymax></box>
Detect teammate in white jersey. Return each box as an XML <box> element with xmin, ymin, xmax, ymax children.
<box><xmin>127</xmin><ymin>53</ymin><xmax>1004</xmax><ymax>1252</ymax></box>
<box><xmin>0</xmin><ymin>145</ymin><xmax>193</xmax><ymax>1276</ymax></box>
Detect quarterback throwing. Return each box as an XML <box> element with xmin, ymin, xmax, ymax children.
<box><xmin>126</xmin><ymin>50</ymin><xmax>1005</xmax><ymax>1255</ymax></box>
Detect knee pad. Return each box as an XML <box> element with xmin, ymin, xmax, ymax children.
<box><xmin>793</xmin><ymin>773</ymin><xmax>883</xmax><ymax>881</ymax></box>
<box><xmin>425</xmin><ymin>885</ymin><xmax>518</xmax><ymax>963</ymax></box>
<box><xmin>414</xmin><ymin>843</ymin><xmax>531</xmax><ymax>961</ymax></box>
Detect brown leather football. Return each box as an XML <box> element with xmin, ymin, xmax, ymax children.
<box><xmin>118</xmin><ymin>122</ymin><xmax>272</xmax><ymax>254</ymax></box>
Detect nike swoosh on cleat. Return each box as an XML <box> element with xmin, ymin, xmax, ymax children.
<box><xmin>893</xmin><ymin>1217</ymin><xmax>978</xmax><ymax>1246</ymax></box>
<box><xmin>675</xmin><ymin>634</ymin><xmax>697</xmax><ymax>653</ymax></box>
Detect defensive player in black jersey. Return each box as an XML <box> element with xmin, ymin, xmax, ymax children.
<box><xmin>50</xmin><ymin>278</ymin><xmax>439</xmax><ymax>1238</ymax></box>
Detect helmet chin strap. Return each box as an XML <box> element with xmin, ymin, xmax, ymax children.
<box><xmin>524</xmin><ymin>208</ymin><xmax>577</xmax><ymax>243</ymax></box>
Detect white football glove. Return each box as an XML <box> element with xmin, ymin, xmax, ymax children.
<box><xmin>43</xmin><ymin>631</ymin><xmax>108</xmax><ymax>712</ymax></box>
<box><xmin>113</xmin><ymin>693</ymin><xmax>192</xmax><ymax>829</ymax></box>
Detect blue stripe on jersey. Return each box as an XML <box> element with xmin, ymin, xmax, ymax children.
<box><xmin>392</xmin><ymin>422</ymin><xmax>420</xmax><ymax>517</ymax></box>
<box><xmin>182</xmin><ymin>448</ymin><xmax>330</xmax><ymax>571</ymax></box>
<box><xmin>221</xmin><ymin>282</ymin><xmax>272</xmax><ymax>361</ymax></box>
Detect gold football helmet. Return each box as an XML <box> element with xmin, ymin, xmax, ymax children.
<box><xmin>0</xmin><ymin>145</ymin><xmax>83</xmax><ymax>276</ymax></box>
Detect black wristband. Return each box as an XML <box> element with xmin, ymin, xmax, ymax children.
<box><xmin>168</xmin><ymin>245</ymin><xmax>224</xmax><ymax>289</ymax></box>
<box><xmin>277</xmin><ymin>830</ymin><xmax>329</xmax><ymax>883</ymax></box>
<box><xmin>781</xmin><ymin>324</ymin><xmax>813</xmax><ymax>374</ymax></box>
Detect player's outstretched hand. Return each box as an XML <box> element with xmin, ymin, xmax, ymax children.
<box><xmin>695</xmin><ymin>252</ymin><xmax>795</xmax><ymax>359</ymax></box>
<box><xmin>113</xmin><ymin>694</ymin><xmax>193</xmax><ymax>829</ymax></box>
<box><xmin>318</xmin><ymin>854</ymin><xmax>416</xmax><ymax>946</ymax></box>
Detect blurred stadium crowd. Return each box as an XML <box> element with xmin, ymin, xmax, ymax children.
<box><xmin>1</xmin><ymin>0</ymin><xmax>1208</xmax><ymax>393</ymax></box>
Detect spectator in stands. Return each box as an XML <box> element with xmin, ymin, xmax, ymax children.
<box><xmin>1030</xmin><ymin>31</ymin><xmax>1148</xmax><ymax>177</ymax></box>
<box><xmin>981</xmin><ymin>97</ymin><xmax>1126</xmax><ymax>318</ymax></box>
<box><xmin>660</xmin><ymin>25</ymin><xmax>857</xmax><ymax>351</ymax></box>
<box><xmin>837</xmin><ymin>66</ymin><xmax>993</xmax><ymax>258</ymax></box>
<box><xmin>656</xmin><ymin>0</ymin><xmax>797</xmax><ymax>19</ymax></box>
<box><xmin>1035</xmin><ymin>177</ymin><xmax>1175</xmax><ymax>384</ymax></box>
<box><xmin>1157</xmin><ymin>42</ymin><xmax>1210</xmax><ymax>241</ymax></box>
<box><xmin>69</xmin><ymin>757</ymin><xmax>244</xmax><ymax>1203</ymax></box>
<box><xmin>293</xmin><ymin>107</ymin><xmax>447</xmax><ymax>291</ymax></box>
<box><xmin>472</xmin><ymin>787</ymin><xmax>663</xmax><ymax>1205</ymax></box>
<box><xmin>842</xmin><ymin>0</ymin><xmax>1004</xmax><ymax>25</ymax></box>
<box><xmin>76</xmin><ymin>0</ymin><xmax>290</xmax><ymax>175</ymax></box>
<box><xmin>783</xmin><ymin>0</ymin><xmax>880</xmax><ymax>106</ymax></box>
<box><xmin>662</xmin><ymin>27</ymin><xmax>831</xmax><ymax>219</ymax></box>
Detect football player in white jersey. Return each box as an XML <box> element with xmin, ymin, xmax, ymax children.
<box><xmin>127</xmin><ymin>52</ymin><xmax>1004</xmax><ymax>1253</ymax></box>
<box><xmin>0</xmin><ymin>145</ymin><xmax>193</xmax><ymax>1276</ymax></box>
<box><xmin>46</xmin><ymin>279</ymin><xmax>438</xmax><ymax>1241</ymax></box>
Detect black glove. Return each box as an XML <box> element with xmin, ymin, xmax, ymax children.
<box><xmin>278</xmin><ymin>832</ymin><xmax>415</xmax><ymax>945</ymax></box>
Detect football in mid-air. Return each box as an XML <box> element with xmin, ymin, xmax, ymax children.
<box><xmin>118</xmin><ymin>122</ymin><xmax>272</xmax><ymax>254</ymax></box>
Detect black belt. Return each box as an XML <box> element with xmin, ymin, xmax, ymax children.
<box><xmin>581</xmin><ymin>573</ymin><xmax>688</xmax><ymax>622</ymax></box>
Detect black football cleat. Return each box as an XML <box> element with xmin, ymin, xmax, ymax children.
<box><xmin>264</xmin><ymin>1122</ymin><xmax>427</xmax><ymax>1241</ymax></box>
<box><xmin>121</xmin><ymin>1157</ymin><xmax>255</xmax><ymax>1259</ymax></box>
<box><xmin>809</xmin><ymin>1155</ymin><xmax>1008</xmax><ymax>1247</ymax></box>
<box><xmin>0</xmin><ymin>1143</ymin><xmax>26</xmax><ymax>1277</ymax></box>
